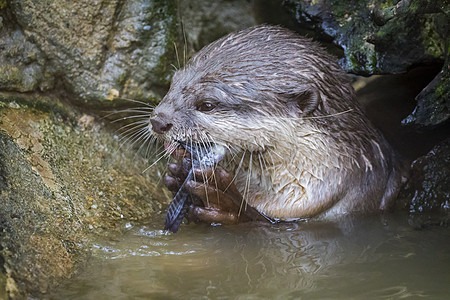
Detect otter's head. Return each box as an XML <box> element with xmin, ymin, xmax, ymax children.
<box><xmin>149</xmin><ymin>25</ymin><xmax>354</xmax><ymax>156</ymax></box>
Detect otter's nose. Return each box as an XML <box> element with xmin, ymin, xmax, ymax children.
<box><xmin>150</xmin><ymin>118</ymin><xmax>173</xmax><ymax>134</ymax></box>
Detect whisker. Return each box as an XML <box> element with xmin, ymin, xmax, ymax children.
<box><xmin>126</xmin><ymin>128</ymin><xmax>152</xmax><ymax>151</ymax></box>
<box><xmin>202</xmin><ymin>132</ymin><xmax>221</xmax><ymax>205</ymax></box>
<box><xmin>197</xmin><ymin>133</ymin><xmax>210</xmax><ymax>207</ymax></box>
<box><xmin>118</xmin><ymin>127</ymin><xmax>150</xmax><ymax>152</ymax></box>
<box><xmin>116</xmin><ymin>121</ymin><xmax>148</xmax><ymax>142</ymax></box>
<box><xmin>115</xmin><ymin>120</ymin><xmax>148</xmax><ymax>136</ymax></box>
<box><xmin>225</xmin><ymin>150</ymin><xmax>246</xmax><ymax>193</ymax></box>
<box><xmin>182</xmin><ymin>20</ymin><xmax>187</xmax><ymax>67</ymax></box>
<box><xmin>114</xmin><ymin>97</ymin><xmax>155</xmax><ymax>107</ymax></box>
<box><xmin>238</xmin><ymin>152</ymin><xmax>252</xmax><ymax>217</ymax></box>
<box><xmin>173</xmin><ymin>41</ymin><xmax>180</xmax><ymax>70</ymax></box>
<box><xmin>142</xmin><ymin>135</ymin><xmax>158</xmax><ymax>159</ymax></box>
<box><xmin>111</xmin><ymin>114</ymin><xmax>150</xmax><ymax>123</ymax></box>
<box><xmin>131</xmin><ymin>133</ymin><xmax>154</xmax><ymax>159</ymax></box>
<box><xmin>190</xmin><ymin>134</ymin><xmax>197</xmax><ymax>182</ymax></box>
<box><xmin>142</xmin><ymin>142</ymin><xmax>173</xmax><ymax>173</ymax></box>
<box><xmin>102</xmin><ymin>107</ymin><xmax>153</xmax><ymax>119</ymax></box>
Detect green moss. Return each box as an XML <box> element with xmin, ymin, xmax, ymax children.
<box><xmin>422</xmin><ymin>15</ymin><xmax>445</xmax><ymax>59</ymax></box>
<box><xmin>409</xmin><ymin>0</ymin><xmax>421</xmax><ymax>13</ymax></box>
<box><xmin>435</xmin><ymin>84</ymin><xmax>444</xmax><ymax>97</ymax></box>
<box><xmin>115</xmin><ymin>71</ymin><xmax>128</xmax><ymax>86</ymax></box>
<box><xmin>0</xmin><ymin>0</ymin><xmax>7</xmax><ymax>9</ymax></box>
<box><xmin>152</xmin><ymin>1</ymin><xmax>178</xmax><ymax>87</ymax></box>
<box><xmin>343</xmin><ymin>38</ymin><xmax>382</xmax><ymax>74</ymax></box>
<box><xmin>0</xmin><ymin>93</ymin><xmax>72</xmax><ymax>121</ymax></box>
<box><xmin>379</xmin><ymin>0</ymin><xmax>398</xmax><ymax>9</ymax></box>
<box><xmin>435</xmin><ymin>74</ymin><xmax>449</xmax><ymax>98</ymax></box>
<box><xmin>0</xmin><ymin>272</ymin><xmax>7</xmax><ymax>300</ymax></box>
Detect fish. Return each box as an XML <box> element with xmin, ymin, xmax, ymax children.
<box><xmin>164</xmin><ymin>142</ymin><xmax>226</xmax><ymax>233</ymax></box>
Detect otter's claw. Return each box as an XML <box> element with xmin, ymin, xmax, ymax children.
<box><xmin>185</xmin><ymin>166</ymin><xmax>266</xmax><ymax>224</ymax></box>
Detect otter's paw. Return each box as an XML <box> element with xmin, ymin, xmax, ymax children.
<box><xmin>185</xmin><ymin>166</ymin><xmax>265</xmax><ymax>223</ymax></box>
<box><xmin>188</xmin><ymin>205</ymin><xmax>239</xmax><ymax>224</ymax></box>
<box><xmin>163</xmin><ymin>156</ymin><xmax>191</xmax><ymax>193</ymax></box>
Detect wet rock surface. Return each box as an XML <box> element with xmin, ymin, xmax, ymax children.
<box><xmin>397</xmin><ymin>138</ymin><xmax>450</xmax><ymax>214</ymax></box>
<box><xmin>283</xmin><ymin>0</ymin><xmax>449</xmax><ymax>128</ymax></box>
<box><xmin>283</xmin><ymin>0</ymin><xmax>448</xmax><ymax>75</ymax></box>
<box><xmin>402</xmin><ymin>57</ymin><xmax>450</xmax><ymax>128</ymax></box>
<box><xmin>0</xmin><ymin>94</ymin><xmax>168</xmax><ymax>298</ymax></box>
<box><xmin>3</xmin><ymin>0</ymin><xmax>178</xmax><ymax>103</ymax></box>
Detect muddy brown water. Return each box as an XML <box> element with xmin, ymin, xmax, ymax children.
<box><xmin>52</xmin><ymin>212</ymin><xmax>450</xmax><ymax>299</ymax></box>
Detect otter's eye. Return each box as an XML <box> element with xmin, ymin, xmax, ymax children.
<box><xmin>196</xmin><ymin>101</ymin><xmax>216</xmax><ymax>113</ymax></box>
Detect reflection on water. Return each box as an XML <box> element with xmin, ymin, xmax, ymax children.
<box><xmin>53</xmin><ymin>213</ymin><xmax>450</xmax><ymax>299</ymax></box>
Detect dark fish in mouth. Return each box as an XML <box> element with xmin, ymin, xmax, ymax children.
<box><xmin>164</xmin><ymin>142</ymin><xmax>226</xmax><ymax>233</ymax></box>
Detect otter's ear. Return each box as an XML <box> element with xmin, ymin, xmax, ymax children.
<box><xmin>289</xmin><ymin>90</ymin><xmax>320</xmax><ymax>116</ymax></box>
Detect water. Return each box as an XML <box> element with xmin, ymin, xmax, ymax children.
<box><xmin>53</xmin><ymin>213</ymin><xmax>450</xmax><ymax>299</ymax></box>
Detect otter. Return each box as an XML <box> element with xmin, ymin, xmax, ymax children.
<box><xmin>149</xmin><ymin>25</ymin><xmax>405</xmax><ymax>225</ymax></box>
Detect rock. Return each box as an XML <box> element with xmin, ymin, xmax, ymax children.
<box><xmin>402</xmin><ymin>57</ymin><xmax>450</xmax><ymax>128</ymax></box>
<box><xmin>0</xmin><ymin>29</ymin><xmax>52</xmax><ymax>92</ymax></box>
<box><xmin>178</xmin><ymin>0</ymin><xmax>257</xmax><ymax>55</ymax></box>
<box><xmin>0</xmin><ymin>93</ymin><xmax>168</xmax><ymax>298</ymax></box>
<box><xmin>2</xmin><ymin>0</ymin><xmax>178</xmax><ymax>104</ymax></box>
<box><xmin>283</xmin><ymin>0</ymin><xmax>448</xmax><ymax>75</ymax></box>
<box><xmin>283</xmin><ymin>0</ymin><xmax>449</xmax><ymax>129</ymax></box>
<box><xmin>397</xmin><ymin>138</ymin><xmax>450</xmax><ymax>214</ymax></box>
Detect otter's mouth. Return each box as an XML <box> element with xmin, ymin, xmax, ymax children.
<box><xmin>166</xmin><ymin>140</ymin><xmax>226</xmax><ymax>166</ymax></box>
<box><xmin>163</xmin><ymin>141</ymin><xmax>179</xmax><ymax>154</ymax></box>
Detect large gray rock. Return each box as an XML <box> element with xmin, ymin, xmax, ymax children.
<box><xmin>0</xmin><ymin>28</ymin><xmax>52</xmax><ymax>93</ymax></box>
<box><xmin>0</xmin><ymin>93</ymin><xmax>167</xmax><ymax>298</ymax></box>
<box><xmin>283</xmin><ymin>0</ymin><xmax>448</xmax><ymax>75</ymax></box>
<box><xmin>2</xmin><ymin>0</ymin><xmax>178</xmax><ymax>104</ymax></box>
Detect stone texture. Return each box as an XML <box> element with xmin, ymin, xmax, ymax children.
<box><xmin>2</xmin><ymin>0</ymin><xmax>178</xmax><ymax>104</ymax></box>
<box><xmin>398</xmin><ymin>137</ymin><xmax>450</xmax><ymax>214</ymax></box>
<box><xmin>0</xmin><ymin>93</ymin><xmax>168</xmax><ymax>298</ymax></box>
<box><xmin>178</xmin><ymin>0</ymin><xmax>257</xmax><ymax>56</ymax></box>
<box><xmin>283</xmin><ymin>0</ymin><xmax>449</xmax><ymax>128</ymax></box>
<box><xmin>402</xmin><ymin>57</ymin><xmax>450</xmax><ymax>128</ymax></box>
<box><xmin>0</xmin><ymin>0</ymin><xmax>268</xmax><ymax>106</ymax></box>
<box><xmin>0</xmin><ymin>29</ymin><xmax>52</xmax><ymax>92</ymax></box>
<box><xmin>283</xmin><ymin>0</ymin><xmax>448</xmax><ymax>75</ymax></box>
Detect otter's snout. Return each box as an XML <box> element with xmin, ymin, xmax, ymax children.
<box><xmin>150</xmin><ymin>113</ymin><xmax>173</xmax><ymax>134</ymax></box>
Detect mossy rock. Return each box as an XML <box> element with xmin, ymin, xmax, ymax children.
<box><xmin>0</xmin><ymin>93</ymin><xmax>168</xmax><ymax>298</ymax></box>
